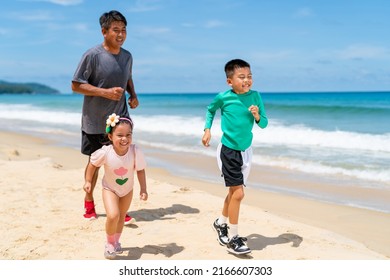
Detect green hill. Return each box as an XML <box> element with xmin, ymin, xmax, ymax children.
<box><xmin>0</xmin><ymin>80</ymin><xmax>60</xmax><ymax>94</ymax></box>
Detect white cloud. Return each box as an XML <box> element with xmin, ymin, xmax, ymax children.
<box><xmin>251</xmin><ymin>50</ymin><xmax>295</xmax><ymax>62</ymax></box>
<box><xmin>293</xmin><ymin>7</ymin><xmax>314</xmax><ymax>18</ymax></box>
<box><xmin>14</xmin><ymin>10</ymin><xmax>54</xmax><ymax>21</ymax></box>
<box><xmin>0</xmin><ymin>28</ymin><xmax>9</xmax><ymax>35</ymax></box>
<box><xmin>128</xmin><ymin>0</ymin><xmax>162</xmax><ymax>12</ymax></box>
<box><xmin>72</xmin><ymin>23</ymin><xmax>89</xmax><ymax>32</ymax></box>
<box><xmin>23</xmin><ymin>0</ymin><xmax>83</xmax><ymax>5</ymax></box>
<box><xmin>337</xmin><ymin>45</ymin><xmax>389</xmax><ymax>60</ymax></box>
<box><xmin>135</xmin><ymin>26</ymin><xmax>171</xmax><ymax>36</ymax></box>
<box><xmin>204</xmin><ymin>20</ymin><xmax>225</xmax><ymax>28</ymax></box>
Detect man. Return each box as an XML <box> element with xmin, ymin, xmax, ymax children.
<box><xmin>72</xmin><ymin>10</ymin><xmax>139</xmax><ymax>224</ymax></box>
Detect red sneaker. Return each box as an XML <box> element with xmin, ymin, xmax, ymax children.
<box><xmin>124</xmin><ymin>214</ymin><xmax>136</xmax><ymax>225</ymax></box>
<box><xmin>83</xmin><ymin>200</ymin><xmax>97</xmax><ymax>220</ymax></box>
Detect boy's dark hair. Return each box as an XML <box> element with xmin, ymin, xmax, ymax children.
<box><xmin>224</xmin><ymin>59</ymin><xmax>251</xmax><ymax>78</ymax></box>
<box><xmin>99</xmin><ymin>10</ymin><xmax>127</xmax><ymax>29</ymax></box>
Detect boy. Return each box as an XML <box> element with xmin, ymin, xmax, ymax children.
<box><xmin>202</xmin><ymin>59</ymin><xmax>268</xmax><ymax>254</ymax></box>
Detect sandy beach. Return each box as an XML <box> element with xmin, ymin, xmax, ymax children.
<box><xmin>0</xmin><ymin>130</ymin><xmax>389</xmax><ymax>261</ymax></box>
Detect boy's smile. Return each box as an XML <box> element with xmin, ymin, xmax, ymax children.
<box><xmin>227</xmin><ymin>67</ymin><xmax>253</xmax><ymax>94</ymax></box>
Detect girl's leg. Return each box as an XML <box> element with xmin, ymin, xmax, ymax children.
<box><xmin>102</xmin><ymin>189</ymin><xmax>121</xmax><ymax>259</ymax></box>
<box><xmin>102</xmin><ymin>189</ymin><xmax>120</xmax><ymax>237</ymax></box>
<box><xmin>116</xmin><ymin>190</ymin><xmax>133</xmax><ymax>235</ymax></box>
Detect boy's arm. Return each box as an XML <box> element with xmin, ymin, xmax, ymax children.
<box><xmin>137</xmin><ymin>169</ymin><xmax>148</xmax><ymax>200</ymax></box>
<box><xmin>202</xmin><ymin>128</ymin><xmax>211</xmax><ymax>147</ymax></box>
<box><xmin>255</xmin><ymin>96</ymin><xmax>268</xmax><ymax>129</ymax></box>
<box><xmin>202</xmin><ymin>94</ymin><xmax>222</xmax><ymax>146</ymax></box>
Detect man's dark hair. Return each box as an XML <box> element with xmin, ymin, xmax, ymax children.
<box><xmin>224</xmin><ymin>59</ymin><xmax>251</xmax><ymax>78</ymax></box>
<box><xmin>99</xmin><ymin>10</ymin><xmax>127</xmax><ymax>29</ymax></box>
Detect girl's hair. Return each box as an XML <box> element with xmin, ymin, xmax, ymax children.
<box><xmin>99</xmin><ymin>10</ymin><xmax>127</xmax><ymax>30</ymax></box>
<box><xmin>224</xmin><ymin>59</ymin><xmax>251</xmax><ymax>78</ymax></box>
<box><xmin>103</xmin><ymin>117</ymin><xmax>133</xmax><ymax>145</ymax></box>
<box><xmin>110</xmin><ymin>117</ymin><xmax>133</xmax><ymax>133</ymax></box>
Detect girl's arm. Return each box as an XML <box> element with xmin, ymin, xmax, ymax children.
<box><xmin>137</xmin><ymin>169</ymin><xmax>148</xmax><ymax>200</ymax></box>
<box><xmin>83</xmin><ymin>162</ymin><xmax>97</xmax><ymax>193</ymax></box>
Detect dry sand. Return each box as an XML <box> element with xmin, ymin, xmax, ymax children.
<box><xmin>0</xmin><ymin>131</ymin><xmax>389</xmax><ymax>260</ymax></box>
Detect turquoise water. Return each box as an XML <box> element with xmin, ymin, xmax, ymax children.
<box><xmin>1</xmin><ymin>91</ymin><xmax>389</xmax><ymax>211</ymax></box>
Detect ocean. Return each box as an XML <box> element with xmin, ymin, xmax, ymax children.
<box><xmin>1</xmin><ymin>91</ymin><xmax>389</xmax><ymax>212</ymax></box>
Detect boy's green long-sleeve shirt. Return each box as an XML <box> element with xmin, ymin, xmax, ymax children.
<box><xmin>204</xmin><ymin>89</ymin><xmax>268</xmax><ymax>151</ymax></box>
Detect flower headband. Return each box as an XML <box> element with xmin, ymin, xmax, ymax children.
<box><xmin>105</xmin><ymin>113</ymin><xmax>133</xmax><ymax>133</ymax></box>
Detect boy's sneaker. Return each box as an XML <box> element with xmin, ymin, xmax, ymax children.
<box><xmin>213</xmin><ymin>219</ymin><xmax>229</xmax><ymax>246</ymax></box>
<box><xmin>104</xmin><ymin>243</ymin><xmax>116</xmax><ymax>260</ymax></box>
<box><xmin>227</xmin><ymin>235</ymin><xmax>251</xmax><ymax>255</ymax></box>
<box><xmin>115</xmin><ymin>242</ymin><xmax>123</xmax><ymax>254</ymax></box>
<box><xmin>83</xmin><ymin>200</ymin><xmax>97</xmax><ymax>220</ymax></box>
<box><xmin>124</xmin><ymin>214</ymin><xmax>136</xmax><ymax>225</ymax></box>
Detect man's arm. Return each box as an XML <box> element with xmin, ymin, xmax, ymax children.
<box><xmin>71</xmin><ymin>81</ymin><xmax>123</xmax><ymax>101</ymax></box>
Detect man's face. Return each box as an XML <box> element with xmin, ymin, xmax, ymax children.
<box><xmin>102</xmin><ymin>21</ymin><xmax>127</xmax><ymax>50</ymax></box>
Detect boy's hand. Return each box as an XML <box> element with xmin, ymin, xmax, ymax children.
<box><xmin>249</xmin><ymin>105</ymin><xmax>260</xmax><ymax>122</ymax></box>
<box><xmin>202</xmin><ymin>129</ymin><xmax>211</xmax><ymax>147</ymax></box>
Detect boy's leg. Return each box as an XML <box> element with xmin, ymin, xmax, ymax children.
<box><xmin>213</xmin><ymin>194</ymin><xmax>230</xmax><ymax>246</ymax></box>
<box><xmin>227</xmin><ymin>185</ymin><xmax>244</xmax><ymax>225</ymax></box>
<box><xmin>216</xmin><ymin>144</ymin><xmax>252</xmax><ymax>254</ymax></box>
<box><xmin>226</xmin><ymin>185</ymin><xmax>251</xmax><ymax>255</ymax></box>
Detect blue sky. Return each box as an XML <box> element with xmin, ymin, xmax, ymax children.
<box><xmin>1</xmin><ymin>0</ymin><xmax>390</xmax><ymax>93</ymax></box>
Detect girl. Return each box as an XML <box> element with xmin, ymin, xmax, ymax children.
<box><xmin>83</xmin><ymin>113</ymin><xmax>148</xmax><ymax>259</ymax></box>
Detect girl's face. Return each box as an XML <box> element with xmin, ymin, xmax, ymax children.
<box><xmin>108</xmin><ymin>122</ymin><xmax>132</xmax><ymax>155</ymax></box>
<box><xmin>227</xmin><ymin>67</ymin><xmax>253</xmax><ymax>94</ymax></box>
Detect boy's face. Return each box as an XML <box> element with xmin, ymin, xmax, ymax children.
<box><xmin>102</xmin><ymin>21</ymin><xmax>127</xmax><ymax>51</ymax></box>
<box><xmin>227</xmin><ymin>67</ymin><xmax>252</xmax><ymax>94</ymax></box>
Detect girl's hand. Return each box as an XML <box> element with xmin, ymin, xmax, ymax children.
<box><xmin>140</xmin><ymin>192</ymin><xmax>148</xmax><ymax>201</ymax></box>
<box><xmin>83</xmin><ymin>182</ymin><xmax>92</xmax><ymax>193</ymax></box>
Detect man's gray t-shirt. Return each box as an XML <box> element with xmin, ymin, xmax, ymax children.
<box><xmin>72</xmin><ymin>44</ymin><xmax>132</xmax><ymax>134</ymax></box>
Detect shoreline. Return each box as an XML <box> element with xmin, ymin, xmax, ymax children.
<box><xmin>145</xmin><ymin>147</ymin><xmax>390</xmax><ymax>214</ymax></box>
<box><xmin>0</xmin><ymin>130</ymin><xmax>389</xmax><ymax>259</ymax></box>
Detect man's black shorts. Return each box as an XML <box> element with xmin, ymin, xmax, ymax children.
<box><xmin>81</xmin><ymin>131</ymin><xmax>106</xmax><ymax>156</ymax></box>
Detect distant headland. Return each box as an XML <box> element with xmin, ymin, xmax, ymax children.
<box><xmin>0</xmin><ymin>80</ymin><xmax>60</xmax><ymax>94</ymax></box>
